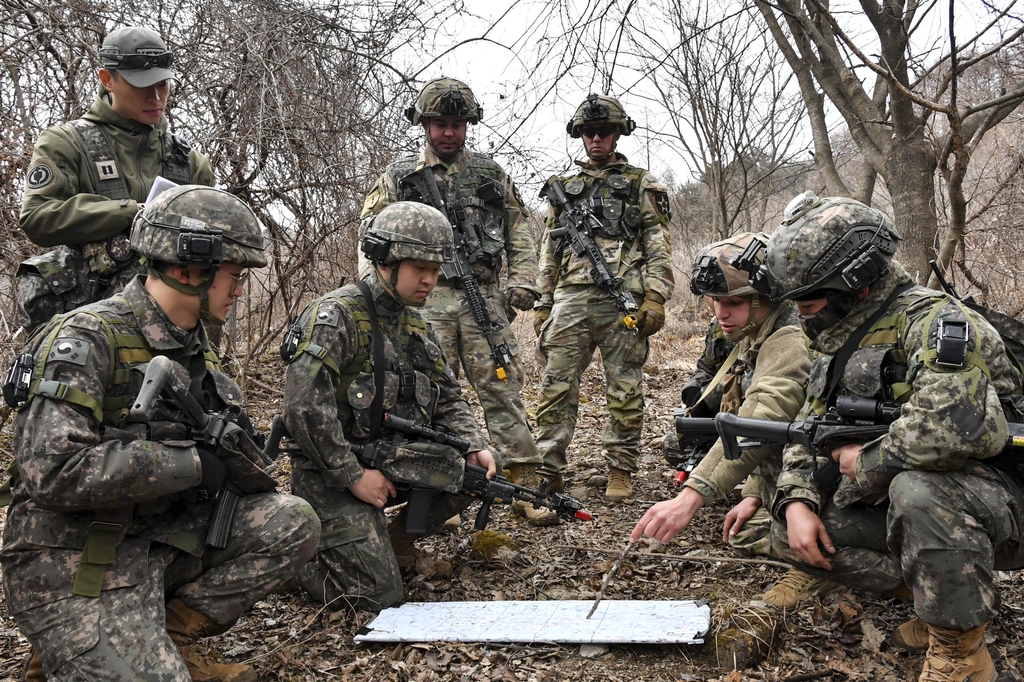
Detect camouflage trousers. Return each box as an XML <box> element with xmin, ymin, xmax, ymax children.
<box><xmin>420</xmin><ymin>281</ymin><xmax>539</xmax><ymax>467</ymax></box>
<box><xmin>770</xmin><ymin>461</ymin><xmax>1024</xmax><ymax>630</ymax></box>
<box><xmin>728</xmin><ymin>505</ymin><xmax>775</xmax><ymax>558</ymax></box>
<box><xmin>5</xmin><ymin>493</ymin><xmax>319</xmax><ymax>680</ymax></box>
<box><xmin>294</xmin><ymin>486</ymin><xmax>472</xmax><ymax>613</ymax></box>
<box><xmin>535</xmin><ymin>285</ymin><xmax>648</xmax><ymax>476</ymax></box>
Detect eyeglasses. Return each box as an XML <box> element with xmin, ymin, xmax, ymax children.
<box><xmin>580</xmin><ymin>124</ymin><xmax>617</xmax><ymax>139</ymax></box>
<box><xmin>100</xmin><ymin>50</ymin><xmax>174</xmax><ymax>71</ymax></box>
<box><xmin>224</xmin><ymin>269</ymin><xmax>250</xmax><ymax>289</ymax></box>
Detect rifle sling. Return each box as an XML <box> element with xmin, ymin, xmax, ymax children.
<box><xmin>687</xmin><ymin>343</ymin><xmax>743</xmax><ymax>417</ymax></box>
<box><xmin>822</xmin><ymin>282</ymin><xmax>913</xmax><ymax>406</ymax></box>
<box><xmin>357</xmin><ymin>280</ymin><xmax>387</xmax><ymax>440</ymax></box>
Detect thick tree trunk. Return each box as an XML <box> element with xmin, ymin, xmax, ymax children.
<box><xmin>884</xmin><ymin>140</ymin><xmax>938</xmax><ymax>281</ymax></box>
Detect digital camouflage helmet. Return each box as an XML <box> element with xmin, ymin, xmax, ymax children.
<box><xmin>692</xmin><ymin>232</ymin><xmax>774</xmax><ymax>340</ymax></box>
<box><xmin>130</xmin><ymin>184</ymin><xmax>268</xmax><ymax>323</ymax></box>
<box><xmin>758</xmin><ymin>193</ymin><xmax>901</xmax><ymax>302</ymax></box>
<box><xmin>405</xmin><ymin>77</ymin><xmax>483</xmax><ymax>125</ymax></box>
<box><xmin>361</xmin><ymin>202</ymin><xmax>453</xmax><ymax>307</ymax></box>
<box><xmin>566</xmin><ymin>93</ymin><xmax>637</xmax><ymax>138</ymax></box>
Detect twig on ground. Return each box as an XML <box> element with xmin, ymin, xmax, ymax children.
<box><xmin>554</xmin><ymin>544</ymin><xmax>790</xmax><ymax>569</ymax></box>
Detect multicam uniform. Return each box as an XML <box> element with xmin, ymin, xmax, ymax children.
<box><xmin>360</xmin><ymin>146</ymin><xmax>540</xmax><ymax>468</ymax></box>
<box><xmin>535</xmin><ymin>156</ymin><xmax>674</xmax><ymax>476</ymax></box>
<box><xmin>769</xmin><ymin>260</ymin><xmax>1024</xmax><ymax>628</ymax></box>
<box><xmin>18</xmin><ymin>89</ymin><xmax>214</xmax><ymax>331</ymax></box>
<box><xmin>1</xmin><ymin>278</ymin><xmax>319</xmax><ymax>679</ymax></box>
<box><xmin>682</xmin><ymin>303</ymin><xmax>808</xmax><ymax>556</ymax></box>
<box><xmin>283</xmin><ymin>273</ymin><xmax>488</xmax><ymax>612</ymax></box>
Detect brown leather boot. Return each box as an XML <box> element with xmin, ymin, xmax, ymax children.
<box><xmin>23</xmin><ymin>647</ymin><xmax>44</xmax><ymax>682</ymax></box>
<box><xmin>507</xmin><ymin>464</ymin><xmax>560</xmax><ymax>526</ymax></box>
<box><xmin>890</xmin><ymin>616</ymin><xmax>929</xmax><ymax>651</ymax></box>
<box><xmin>165</xmin><ymin>598</ymin><xmax>257</xmax><ymax>682</ymax></box>
<box><xmin>919</xmin><ymin>622</ymin><xmax>996</xmax><ymax>682</ymax></box>
<box><xmin>605</xmin><ymin>468</ymin><xmax>633</xmax><ymax>501</ymax></box>
<box><xmin>759</xmin><ymin>568</ymin><xmax>839</xmax><ymax>608</ymax></box>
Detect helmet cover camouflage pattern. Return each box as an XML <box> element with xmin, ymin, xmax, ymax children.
<box><xmin>362</xmin><ymin>201</ymin><xmax>453</xmax><ymax>265</ymax></box>
<box><xmin>566</xmin><ymin>93</ymin><xmax>637</xmax><ymax>138</ymax></box>
<box><xmin>130</xmin><ymin>185</ymin><xmax>268</xmax><ymax>269</ymax></box>
<box><xmin>691</xmin><ymin>232</ymin><xmax>770</xmax><ymax>298</ymax></box>
<box><xmin>405</xmin><ymin>77</ymin><xmax>482</xmax><ymax>125</ymax></box>
<box><xmin>763</xmin><ymin>193</ymin><xmax>901</xmax><ymax>301</ymax></box>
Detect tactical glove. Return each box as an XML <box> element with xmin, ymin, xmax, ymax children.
<box><xmin>506</xmin><ymin>287</ymin><xmax>538</xmax><ymax>311</ymax></box>
<box><xmin>533</xmin><ymin>307</ymin><xmax>551</xmax><ymax>337</ymax></box>
<box><xmin>637</xmin><ymin>293</ymin><xmax>666</xmax><ymax>339</ymax></box>
<box><xmin>197</xmin><ymin>447</ymin><xmax>227</xmax><ymax>497</ymax></box>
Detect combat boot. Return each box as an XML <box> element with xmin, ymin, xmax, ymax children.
<box><xmin>165</xmin><ymin>598</ymin><xmax>257</xmax><ymax>682</ymax></box>
<box><xmin>919</xmin><ymin>622</ymin><xmax>996</xmax><ymax>682</ymax></box>
<box><xmin>759</xmin><ymin>568</ymin><xmax>839</xmax><ymax>608</ymax></box>
<box><xmin>508</xmin><ymin>464</ymin><xmax>560</xmax><ymax>527</ymax></box>
<box><xmin>23</xmin><ymin>647</ymin><xmax>44</xmax><ymax>682</ymax></box>
<box><xmin>890</xmin><ymin>616</ymin><xmax>929</xmax><ymax>651</ymax></box>
<box><xmin>605</xmin><ymin>468</ymin><xmax>633</xmax><ymax>501</ymax></box>
<box><xmin>388</xmin><ymin>525</ymin><xmax>451</xmax><ymax>576</ymax></box>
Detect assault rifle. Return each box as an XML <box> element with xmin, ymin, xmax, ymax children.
<box><xmin>676</xmin><ymin>396</ymin><xmax>1024</xmax><ymax>486</ymax></box>
<box><xmin>401</xmin><ymin>168</ymin><xmax>514</xmax><ymax>381</ymax></box>
<box><xmin>542</xmin><ymin>178</ymin><xmax>639</xmax><ymax>330</ymax></box>
<box><xmin>131</xmin><ymin>356</ymin><xmax>277</xmax><ymax>549</ymax></box>
<box><xmin>267</xmin><ymin>411</ymin><xmax>592</xmax><ymax>534</ymax></box>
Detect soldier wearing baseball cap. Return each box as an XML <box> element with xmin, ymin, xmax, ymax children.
<box><xmin>16</xmin><ymin>25</ymin><xmax>215</xmax><ymax>335</ymax></box>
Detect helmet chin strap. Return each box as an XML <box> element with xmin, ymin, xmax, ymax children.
<box><xmin>376</xmin><ymin>264</ymin><xmax>426</xmax><ymax>308</ymax></box>
<box><xmin>152</xmin><ymin>265</ymin><xmax>225</xmax><ymax>325</ymax></box>
<box><xmin>722</xmin><ymin>293</ymin><xmax>768</xmax><ymax>341</ymax></box>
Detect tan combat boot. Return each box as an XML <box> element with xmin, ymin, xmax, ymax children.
<box><xmin>890</xmin><ymin>616</ymin><xmax>930</xmax><ymax>651</ymax></box>
<box><xmin>919</xmin><ymin>622</ymin><xmax>996</xmax><ymax>682</ymax></box>
<box><xmin>507</xmin><ymin>464</ymin><xmax>559</xmax><ymax>527</ymax></box>
<box><xmin>23</xmin><ymin>647</ymin><xmax>44</xmax><ymax>682</ymax></box>
<box><xmin>760</xmin><ymin>568</ymin><xmax>839</xmax><ymax>608</ymax></box>
<box><xmin>165</xmin><ymin>598</ymin><xmax>257</xmax><ymax>682</ymax></box>
<box><xmin>605</xmin><ymin>468</ymin><xmax>633</xmax><ymax>501</ymax></box>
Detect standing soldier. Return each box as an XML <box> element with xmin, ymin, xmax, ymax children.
<box><xmin>534</xmin><ymin>93</ymin><xmax>674</xmax><ymax>508</ymax></box>
<box><xmin>762</xmin><ymin>194</ymin><xmax>1024</xmax><ymax>681</ymax></box>
<box><xmin>17</xmin><ymin>25</ymin><xmax>215</xmax><ymax>332</ymax></box>
<box><xmin>360</xmin><ymin>78</ymin><xmax>548</xmax><ymax>524</ymax></box>
<box><xmin>282</xmin><ymin>202</ymin><xmax>498</xmax><ymax>612</ymax></box>
<box><xmin>1</xmin><ymin>186</ymin><xmax>319</xmax><ymax>682</ymax></box>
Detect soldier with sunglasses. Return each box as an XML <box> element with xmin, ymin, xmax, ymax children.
<box><xmin>17</xmin><ymin>26</ymin><xmax>215</xmax><ymax>334</ymax></box>
<box><xmin>533</xmin><ymin>94</ymin><xmax>675</xmax><ymax>512</ymax></box>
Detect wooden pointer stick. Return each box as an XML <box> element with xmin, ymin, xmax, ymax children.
<box><xmin>586</xmin><ymin>540</ymin><xmax>636</xmax><ymax>619</ymax></box>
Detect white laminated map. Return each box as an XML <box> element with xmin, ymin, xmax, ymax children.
<box><xmin>354</xmin><ymin>600</ymin><xmax>710</xmax><ymax>644</ymax></box>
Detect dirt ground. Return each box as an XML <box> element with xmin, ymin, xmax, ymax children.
<box><xmin>3</xmin><ymin>314</ymin><xmax>1024</xmax><ymax>681</ymax></box>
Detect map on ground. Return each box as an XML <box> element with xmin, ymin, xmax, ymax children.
<box><xmin>354</xmin><ymin>599</ymin><xmax>711</xmax><ymax>644</ymax></box>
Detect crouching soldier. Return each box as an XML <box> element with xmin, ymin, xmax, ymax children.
<box><xmin>1</xmin><ymin>185</ymin><xmax>320</xmax><ymax>682</ymax></box>
<box><xmin>282</xmin><ymin>201</ymin><xmax>498</xmax><ymax>612</ymax></box>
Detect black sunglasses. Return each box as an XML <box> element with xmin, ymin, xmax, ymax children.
<box><xmin>101</xmin><ymin>51</ymin><xmax>174</xmax><ymax>71</ymax></box>
<box><xmin>580</xmin><ymin>124</ymin><xmax>617</xmax><ymax>139</ymax></box>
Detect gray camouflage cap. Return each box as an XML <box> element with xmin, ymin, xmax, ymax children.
<box><xmin>362</xmin><ymin>201</ymin><xmax>453</xmax><ymax>265</ymax></box>
<box><xmin>130</xmin><ymin>185</ymin><xmax>268</xmax><ymax>269</ymax></box>
<box><xmin>100</xmin><ymin>26</ymin><xmax>176</xmax><ymax>88</ymax></box>
<box><xmin>762</xmin><ymin>193</ymin><xmax>901</xmax><ymax>301</ymax></box>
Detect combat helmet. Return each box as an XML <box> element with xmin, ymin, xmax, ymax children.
<box><xmin>130</xmin><ymin>185</ymin><xmax>267</xmax><ymax>323</ymax></box>
<box><xmin>405</xmin><ymin>78</ymin><xmax>482</xmax><ymax>125</ymax></box>
<box><xmin>692</xmin><ymin>232</ymin><xmax>774</xmax><ymax>340</ymax></box>
<box><xmin>361</xmin><ymin>202</ymin><xmax>453</xmax><ymax>266</ymax></box>
<box><xmin>566</xmin><ymin>93</ymin><xmax>637</xmax><ymax>138</ymax></box>
<box><xmin>758</xmin><ymin>193</ymin><xmax>901</xmax><ymax>302</ymax></box>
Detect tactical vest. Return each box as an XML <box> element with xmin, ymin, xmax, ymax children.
<box><xmin>806</xmin><ymin>286</ymin><xmax>1013</xmax><ymax>414</ymax></box>
<box><xmin>558</xmin><ymin>165</ymin><xmax>647</xmax><ymax>240</ymax></box>
<box><xmin>390</xmin><ymin>153</ymin><xmax>508</xmax><ymax>275</ymax></box>
<box><xmin>284</xmin><ymin>284</ymin><xmax>447</xmax><ymax>441</ymax></box>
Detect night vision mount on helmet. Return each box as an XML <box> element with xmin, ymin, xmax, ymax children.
<box><xmin>405</xmin><ymin>77</ymin><xmax>483</xmax><ymax>125</ymax></box>
<box><xmin>566</xmin><ymin>93</ymin><xmax>637</xmax><ymax>138</ymax></box>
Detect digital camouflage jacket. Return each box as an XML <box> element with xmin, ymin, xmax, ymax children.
<box><xmin>282</xmin><ymin>273</ymin><xmax>487</xmax><ymax>521</ymax></box>
<box><xmin>538</xmin><ymin>155</ymin><xmax>674</xmax><ymax>305</ymax></box>
<box><xmin>771</xmin><ymin>261</ymin><xmax>1023</xmax><ymax>517</ymax></box>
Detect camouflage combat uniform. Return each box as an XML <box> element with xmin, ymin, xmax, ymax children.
<box><xmin>1</xmin><ymin>278</ymin><xmax>319</xmax><ymax>679</ymax></box>
<box><xmin>282</xmin><ymin>273</ymin><xmax>488</xmax><ymax>612</ymax></box>
<box><xmin>360</xmin><ymin>147</ymin><xmax>540</xmax><ymax>468</ymax></box>
<box><xmin>17</xmin><ymin>87</ymin><xmax>215</xmax><ymax>331</ymax></box>
<box><xmin>535</xmin><ymin>156</ymin><xmax>674</xmax><ymax>476</ymax></box>
<box><xmin>680</xmin><ymin>303</ymin><xmax>808</xmax><ymax>557</ymax></box>
<box><xmin>770</xmin><ymin>261</ymin><xmax>1024</xmax><ymax>630</ymax></box>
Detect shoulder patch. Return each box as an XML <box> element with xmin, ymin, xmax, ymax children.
<box><xmin>25</xmin><ymin>158</ymin><xmax>60</xmax><ymax>196</ymax></box>
<box><xmin>313</xmin><ymin>307</ymin><xmax>341</xmax><ymax>328</ymax></box>
<box><xmin>651</xmin><ymin>190</ymin><xmax>671</xmax><ymax>219</ymax></box>
<box><xmin>47</xmin><ymin>337</ymin><xmax>93</xmax><ymax>366</ymax></box>
<box><xmin>63</xmin><ymin>313</ymin><xmax>104</xmax><ymax>332</ymax></box>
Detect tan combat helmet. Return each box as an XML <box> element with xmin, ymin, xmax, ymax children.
<box><xmin>405</xmin><ymin>77</ymin><xmax>483</xmax><ymax>125</ymax></box>
<box><xmin>566</xmin><ymin>93</ymin><xmax>637</xmax><ymax>138</ymax></box>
